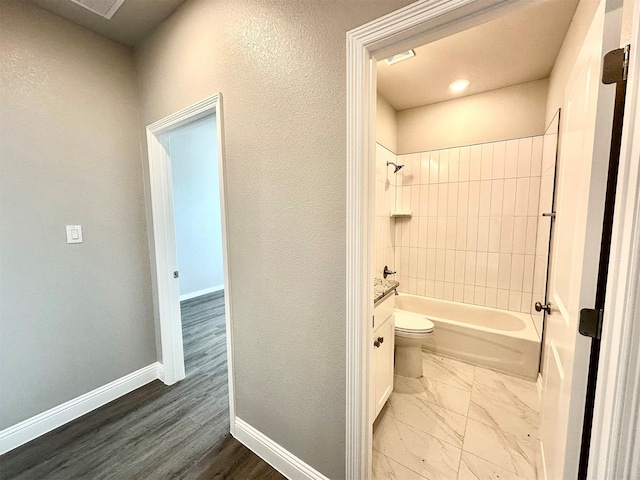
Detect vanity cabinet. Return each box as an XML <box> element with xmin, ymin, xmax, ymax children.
<box><xmin>371</xmin><ymin>294</ymin><xmax>395</xmax><ymax>420</ymax></box>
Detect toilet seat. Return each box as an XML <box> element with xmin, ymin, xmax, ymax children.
<box><xmin>395</xmin><ymin>311</ymin><xmax>434</xmax><ymax>334</ymax></box>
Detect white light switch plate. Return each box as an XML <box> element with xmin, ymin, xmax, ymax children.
<box><xmin>66</xmin><ymin>225</ymin><xmax>83</xmax><ymax>244</ymax></box>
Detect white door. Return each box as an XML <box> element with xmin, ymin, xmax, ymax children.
<box><xmin>538</xmin><ymin>1</ymin><xmax>620</xmax><ymax>478</ymax></box>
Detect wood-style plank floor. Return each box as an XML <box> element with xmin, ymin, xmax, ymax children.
<box><xmin>0</xmin><ymin>291</ymin><xmax>285</xmax><ymax>480</ymax></box>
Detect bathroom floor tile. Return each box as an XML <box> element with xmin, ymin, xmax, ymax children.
<box><xmin>473</xmin><ymin>367</ymin><xmax>539</xmax><ymax>413</ymax></box>
<box><xmin>386</xmin><ymin>392</ymin><xmax>467</xmax><ymax>448</ymax></box>
<box><xmin>373</xmin><ymin>413</ymin><xmax>461</xmax><ymax>480</ymax></box>
<box><xmin>458</xmin><ymin>451</ymin><xmax>523</xmax><ymax>480</ymax></box>
<box><xmin>394</xmin><ymin>375</ymin><xmax>426</xmax><ymax>396</ymax></box>
<box><xmin>462</xmin><ymin>418</ymin><xmax>537</xmax><ymax>479</ymax></box>
<box><xmin>421</xmin><ymin>352</ymin><xmax>475</xmax><ymax>391</ymax></box>
<box><xmin>420</xmin><ymin>377</ymin><xmax>471</xmax><ymax>416</ymax></box>
<box><xmin>372</xmin><ymin>450</ymin><xmax>429</xmax><ymax>480</ymax></box>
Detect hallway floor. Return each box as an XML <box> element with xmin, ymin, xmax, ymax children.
<box><xmin>0</xmin><ymin>291</ymin><xmax>284</xmax><ymax>480</ymax></box>
<box><xmin>373</xmin><ymin>352</ymin><xmax>539</xmax><ymax>480</ymax></box>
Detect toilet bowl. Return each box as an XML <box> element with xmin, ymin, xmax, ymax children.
<box><xmin>394</xmin><ymin>311</ymin><xmax>434</xmax><ymax>378</ymax></box>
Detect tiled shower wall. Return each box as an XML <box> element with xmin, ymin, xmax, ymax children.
<box><xmin>393</xmin><ymin>137</ymin><xmax>544</xmax><ymax>314</ymax></box>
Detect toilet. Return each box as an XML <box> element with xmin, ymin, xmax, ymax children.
<box><xmin>394</xmin><ymin>311</ymin><xmax>435</xmax><ymax>378</ymax></box>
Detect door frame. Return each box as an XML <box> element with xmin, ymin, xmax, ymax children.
<box><xmin>345</xmin><ymin>0</ymin><xmax>640</xmax><ymax>477</ymax></box>
<box><xmin>146</xmin><ymin>94</ymin><xmax>235</xmax><ymax>430</ymax></box>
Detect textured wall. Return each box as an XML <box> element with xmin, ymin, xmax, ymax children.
<box><xmin>134</xmin><ymin>0</ymin><xmax>414</xmax><ymax>477</ymax></box>
<box><xmin>397</xmin><ymin>79</ymin><xmax>548</xmax><ymax>154</ymax></box>
<box><xmin>0</xmin><ymin>0</ymin><xmax>155</xmax><ymax>429</ymax></box>
<box><xmin>165</xmin><ymin>117</ymin><xmax>224</xmax><ymax>297</ymax></box>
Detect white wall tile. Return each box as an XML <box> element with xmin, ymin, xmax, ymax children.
<box><xmin>459</xmin><ymin>146</ymin><xmax>470</xmax><ymax>182</ymax></box>
<box><xmin>420</xmin><ymin>152</ymin><xmax>431</xmax><ymax>185</ymax></box>
<box><xmin>437</xmin><ymin>216</ymin><xmax>447</xmax><ymax>249</ymax></box>
<box><xmin>443</xmin><ymin>282</ymin><xmax>454</xmax><ymax>301</ymax></box>
<box><xmin>454</xmin><ymin>283</ymin><xmax>464</xmax><ymax>302</ymax></box>
<box><xmin>400</xmin><ymin>246</ymin><xmax>409</xmax><ymax>276</ymax></box>
<box><xmin>449</xmin><ymin>148</ymin><xmax>459</xmax><ymax>183</ymax></box>
<box><xmin>481</xmin><ymin>143</ymin><xmax>493</xmax><ymax>180</ymax></box>
<box><xmin>466</xmin><ymin>216</ymin><xmax>479</xmax><ymax>251</ymax></box>
<box><xmin>528</xmin><ymin>176</ymin><xmax>541</xmax><ymax>216</ymax></box>
<box><xmin>438</xmin><ymin>184</ymin><xmax>448</xmax><ymax>215</ymax></box>
<box><xmin>457</xmin><ymin>182</ymin><xmax>469</xmax><ymax>216</ymax></box>
<box><xmin>417</xmin><ymin>247</ymin><xmax>427</xmax><ymax>279</ymax></box>
<box><xmin>464</xmin><ymin>284</ymin><xmax>475</xmax><ymax>303</ymax></box>
<box><xmin>439</xmin><ymin>149</ymin><xmax>449</xmax><ymax>184</ymax></box>
<box><xmin>429</xmin><ymin>150</ymin><xmax>439</xmax><ymax>184</ymax></box>
<box><xmin>410</xmin><ymin>218</ymin><xmax>419</xmax><ymax>247</ymax></box>
<box><xmin>510</xmin><ymin>253</ymin><xmax>525</xmax><ymax>291</ymax></box>
<box><xmin>469</xmin><ymin>144</ymin><xmax>482</xmax><ymax>181</ymax></box>
<box><xmin>418</xmin><ymin>185</ymin><xmax>428</xmax><ymax>216</ymax></box>
<box><xmin>474</xmin><ymin>286</ymin><xmax>486</xmax><ymax>305</ymax></box>
<box><xmin>465</xmin><ymin>251</ymin><xmax>477</xmax><ymax>285</ymax></box>
<box><xmin>428</xmin><ymin>185</ymin><xmax>438</xmax><ymax>216</ymax></box>
<box><xmin>445</xmin><ymin>249</ymin><xmax>455</xmax><ymax>283</ymax></box>
<box><xmin>509</xmin><ymin>291</ymin><xmax>523</xmax><ymax>311</ymax></box>
<box><xmin>488</xmin><ymin>216</ymin><xmax>502</xmax><ymax>253</ymax></box>
<box><xmin>468</xmin><ymin>181</ymin><xmax>480</xmax><ymax>217</ymax></box>
<box><xmin>497</xmin><ymin>253</ymin><xmax>511</xmax><ymax>290</ymax></box>
<box><xmin>434</xmin><ymin>281</ymin><xmax>444</xmax><ymax>298</ymax></box>
<box><xmin>517</xmin><ymin>137</ymin><xmax>533</xmax><ymax>178</ymax></box>
<box><xmin>409</xmin><ymin>247</ymin><xmax>418</xmax><ymax>278</ymax></box>
<box><xmin>455</xmin><ymin>250</ymin><xmax>466</xmax><ymax>284</ymax></box>
<box><xmin>492</xmin><ymin>141</ymin><xmax>506</xmax><ymax>179</ymax></box>
<box><xmin>477</xmin><ymin>217</ymin><xmax>490</xmax><ymax>252</ymax></box>
<box><xmin>416</xmin><ymin>278</ymin><xmax>426</xmax><ymax>296</ymax></box>
<box><xmin>475</xmin><ymin>251</ymin><xmax>488</xmax><ymax>287</ymax></box>
<box><xmin>486</xmin><ymin>252</ymin><xmax>499</xmax><ymax>288</ymax></box>
<box><xmin>425</xmin><ymin>280</ymin><xmax>435</xmax><ymax>297</ymax></box>
<box><xmin>427</xmin><ymin>217</ymin><xmax>437</xmax><ymax>246</ymax></box>
<box><xmin>426</xmin><ymin>249</ymin><xmax>436</xmax><ymax>280</ymax></box>
<box><xmin>504</xmin><ymin>139</ymin><xmax>519</xmax><ymax>178</ymax></box>
<box><xmin>479</xmin><ymin>180</ymin><xmax>492</xmax><ymax>216</ymax></box>
<box><xmin>418</xmin><ymin>217</ymin><xmax>428</xmax><ymax>245</ymax></box>
<box><xmin>525</xmin><ymin>217</ymin><xmax>537</xmax><ymax>255</ymax></box>
<box><xmin>448</xmin><ymin>183</ymin><xmax>459</xmax><ymax>216</ymax></box>
<box><xmin>502</xmin><ymin>178</ymin><xmax>516</xmax><ymax>216</ymax></box>
<box><xmin>497</xmin><ymin>288</ymin><xmax>510</xmax><ymax>309</ymax></box>
<box><xmin>490</xmin><ymin>179</ymin><xmax>504</xmax><ymax>216</ymax></box>
<box><xmin>500</xmin><ymin>216</ymin><xmax>514</xmax><ymax>253</ymax></box>
<box><xmin>512</xmin><ymin>217</ymin><xmax>527</xmax><ymax>255</ymax></box>
<box><xmin>531</xmin><ymin>136</ymin><xmax>543</xmax><ymax>176</ymax></box>
<box><xmin>435</xmin><ymin>249</ymin><xmax>446</xmax><ymax>281</ymax></box>
<box><xmin>485</xmin><ymin>288</ymin><xmax>498</xmax><ymax>307</ymax></box>
<box><xmin>446</xmin><ymin>217</ymin><xmax>457</xmax><ymax>249</ymax></box>
<box><xmin>515</xmin><ymin>177</ymin><xmax>530</xmax><ymax>216</ymax></box>
<box><xmin>521</xmin><ymin>292</ymin><xmax>533</xmax><ymax>314</ymax></box>
<box><xmin>456</xmin><ymin>217</ymin><xmax>468</xmax><ymax>250</ymax></box>
<box><xmin>523</xmin><ymin>254</ymin><xmax>535</xmax><ymax>293</ymax></box>
<box><xmin>407</xmin><ymin>277</ymin><xmax>417</xmax><ymax>294</ymax></box>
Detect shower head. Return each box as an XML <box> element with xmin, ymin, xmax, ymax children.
<box><xmin>386</xmin><ymin>161</ymin><xmax>404</xmax><ymax>173</ymax></box>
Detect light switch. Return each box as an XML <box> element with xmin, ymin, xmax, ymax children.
<box><xmin>66</xmin><ymin>225</ymin><xmax>83</xmax><ymax>244</ymax></box>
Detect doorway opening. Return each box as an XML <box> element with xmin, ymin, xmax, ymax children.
<box><xmin>346</xmin><ymin>0</ymin><xmax>636</xmax><ymax>478</ymax></box>
<box><xmin>146</xmin><ymin>94</ymin><xmax>235</xmax><ymax>431</ymax></box>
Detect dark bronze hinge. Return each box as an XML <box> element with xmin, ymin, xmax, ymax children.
<box><xmin>602</xmin><ymin>45</ymin><xmax>630</xmax><ymax>84</ymax></box>
<box><xmin>579</xmin><ymin>308</ymin><xmax>604</xmax><ymax>339</ymax></box>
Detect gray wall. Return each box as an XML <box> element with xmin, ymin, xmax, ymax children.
<box><xmin>165</xmin><ymin>117</ymin><xmax>224</xmax><ymax>298</ymax></box>
<box><xmin>0</xmin><ymin>0</ymin><xmax>155</xmax><ymax>429</ymax></box>
<box><xmin>134</xmin><ymin>0</ymin><xmax>414</xmax><ymax>477</ymax></box>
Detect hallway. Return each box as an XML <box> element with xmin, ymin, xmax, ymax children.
<box><xmin>0</xmin><ymin>292</ymin><xmax>283</xmax><ymax>479</ymax></box>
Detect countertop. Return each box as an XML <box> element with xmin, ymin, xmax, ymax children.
<box><xmin>374</xmin><ymin>277</ymin><xmax>399</xmax><ymax>305</ymax></box>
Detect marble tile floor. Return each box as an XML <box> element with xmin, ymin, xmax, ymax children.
<box><xmin>373</xmin><ymin>351</ymin><xmax>540</xmax><ymax>480</ymax></box>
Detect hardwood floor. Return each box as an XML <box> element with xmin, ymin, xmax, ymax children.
<box><xmin>0</xmin><ymin>291</ymin><xmax>285</xmax><ymax>480</ymax></box>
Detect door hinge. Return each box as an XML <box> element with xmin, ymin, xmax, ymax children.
<box><xmin>173</xmin><ymin>271</ymin><xmax>179</xmax><ymax>278</ymax></box>
<box><xmin>579</xmin><ymin>308</ymin><xmax>604</xmax><ymax>339</ymax></box>
<box><xmin>602</xmin><ymin>45</ymin><xmax>630</xmax><ymax>84</ymax></box>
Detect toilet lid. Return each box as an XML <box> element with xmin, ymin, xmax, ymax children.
<box><xmin>395</xmin><ymin>313</ymin><xmax>434</xmax><ymax>333</ymax></box>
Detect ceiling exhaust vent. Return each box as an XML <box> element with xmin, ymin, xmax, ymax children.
<box><xmin>69</xmin><ymin>0</ymin><xmax>126</xmax><ymax>19</ymax></box>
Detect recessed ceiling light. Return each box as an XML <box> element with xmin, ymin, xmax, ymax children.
<box><xmin>385</xmin><ymin>50</ymin><xmax>415</xmax><ymax>66</ymax></box>
<box><xmin>449</xmin><ymin>79</ymin><xmax>470</xmax><ymax>92</ymax></box>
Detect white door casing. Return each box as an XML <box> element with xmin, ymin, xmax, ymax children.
<box><xmin>145</xmin><ymin>94</ymin><xmax>236</xmax><ymax>431</ymax></box>
<box><xmin>538</xmin><ymin>2</ymin><xmax>621</xmax><ymax>478</ymax></box>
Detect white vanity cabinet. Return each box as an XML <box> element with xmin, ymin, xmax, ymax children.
<box><xmin>371</xmin><ymin>293</ymin><xmax>395</xmax><ymax>420</ymax></box>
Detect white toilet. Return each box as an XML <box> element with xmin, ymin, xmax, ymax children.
<box><xmin>394</xmin><ymin>311</ymin><xmax>435</xmax><ymax>378</ymax></box>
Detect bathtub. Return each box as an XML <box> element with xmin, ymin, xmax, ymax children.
<box><xmin>395</xmin><ymin>293</ymin><xmax>541</xmax><ymax>380</ymax></box>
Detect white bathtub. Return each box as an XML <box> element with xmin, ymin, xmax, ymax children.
<box><xmin>395</xmin><ymin>293</ymin><xmax>541</xmax><ymax>380</ymax></box>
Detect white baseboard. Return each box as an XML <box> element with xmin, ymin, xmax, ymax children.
<box><xmin>179</xmin><ymin>284</ymin><xmax>224</xmax><ymax>301</ymax></box>
<box><xmin>233</xmin><ymin>417</ymin><xmax>330</xmax><ymax>480</ymax></box>
<box><xmin>0</xmin><ymin>362</ymin><xmax>162</xmax><ymax>455</ymax></box>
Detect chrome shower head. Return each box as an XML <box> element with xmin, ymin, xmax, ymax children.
<box><xmin>386</xmin><ymin>161</ymin><xmax>404</xmax><ymax>173</ymax></box>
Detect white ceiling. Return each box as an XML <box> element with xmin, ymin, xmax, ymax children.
<box><xmin>377</xmin><ymin>0</ymin><xmax>580</xmax><ymax>111</ymax></box>
<box><xmin>26</xmin><ymin>0</ymin><xmax>188</xmax><ymax>46</ymax></box>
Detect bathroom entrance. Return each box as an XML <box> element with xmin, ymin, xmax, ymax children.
<box><xmin>346</xmin><ymin>0</ymin><xmax>639</xmax><ymax>478</ymax></box>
